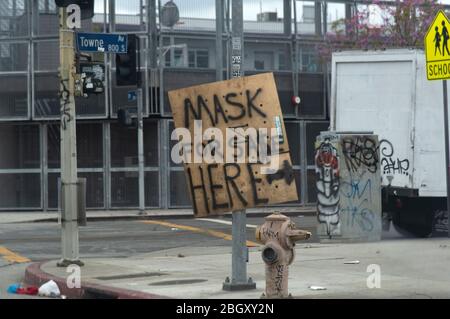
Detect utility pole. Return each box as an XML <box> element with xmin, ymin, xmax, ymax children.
<box><xmin>215</xmin><ymin>0</ymin><xmax>224</xmax><ymax>81</ymax></box>
<box><xmin>223</xmin><ymin>0</ymin><xmax>256</xmax><ymax>291</ymax></box>
<box><xmin>57</xmin><ymin>7</ymin><xmax>83</xmax><ymax>267</ymax></box>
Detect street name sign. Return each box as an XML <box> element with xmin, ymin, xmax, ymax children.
<box><xmin>168</xmin><ymin>73</ymin><xmax>298</xmax><ymax>217</ymax></box>
<box><xmin>425</xmin><ymin>10</ymin><xmax>450</xmax><ymax>80</ymax></box>
<box><xmin>76</xmin><ymin>32</ymin><xmax>127</xmax><ymax>53</ymax></box>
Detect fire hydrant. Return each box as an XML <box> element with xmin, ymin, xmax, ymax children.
<box><xmin>256</xmin><ymin>212</ymin><xmax>311</xmax><ymax>298</ymax></box>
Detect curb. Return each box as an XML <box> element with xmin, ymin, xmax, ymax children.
<box><xmin>24</xmin><ymin>261</ymin><xmax>170</xmax><ymax>299</ymax></box>
<box><xmin>29</xmin><ymin>210</ymin><xmax>317</xmax><ymax>224</ymax></box>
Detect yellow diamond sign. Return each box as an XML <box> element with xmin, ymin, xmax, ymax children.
<box><xmin>425</xmin><ymin>10</ymin><xmax>450</xmax><ymax>80</ymax></box>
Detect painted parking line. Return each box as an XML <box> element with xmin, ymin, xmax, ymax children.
<box><xmin>0</xmin><ymin>246</ymin><xmax>30</xmax><ymax>263</ymax></box>
<box><xmin>141</xmin><ymin>220</ymin><xmax>260</xmax><ymax>247</ymax></box>
<box><xmin>195</xmin><ymin>218</ymin><xmax>258</xmax><ymax>229</ymax></box>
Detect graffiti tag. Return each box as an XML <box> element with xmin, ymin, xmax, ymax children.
<box><xmin>315</xmin><ymin>138</ymin><xmax>340</xmax><ymax>237</ymax></box>
<box><xmin>342</xmin><ymin>137</ymin><xmax>379</xmax><ymax>173</ymax></box>
<box><xmin>379</xmin><ymin>139</ymin><xmax>410</xmax><ymax>176</ymax></box>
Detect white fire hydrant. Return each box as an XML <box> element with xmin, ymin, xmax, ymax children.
<box><xmin>256</xmin><ymin>212</ymin><xmax>311</xmax><ymax>298</ymax></box>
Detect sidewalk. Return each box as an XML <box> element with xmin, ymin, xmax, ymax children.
<box><xmin>0</xmin><ymin>207</ymin><xmax>315</xmax><ymax>224</ymax></box>
<box><xmin>24</xmin><ymin>238</ymin><xmax>450</xmax><ymax>299</ymax></box>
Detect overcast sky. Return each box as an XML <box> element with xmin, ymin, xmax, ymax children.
<box><xmin>94</xmin><ymin>0</ymin><xmax>450</xmax><ymax>22</ymax></box>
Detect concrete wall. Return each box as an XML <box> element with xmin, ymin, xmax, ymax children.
<box><xmin>315</xmin><ymin>132</ymin><xmax>382</xmax><ymax>242</ymax></box>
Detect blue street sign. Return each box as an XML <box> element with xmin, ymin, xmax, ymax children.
<box><xmin>76</xmin><ymin>32</ymin><xmax>128</xmax><ymax>53</ymax></box>
<box><xmin>128</xmin><ymin>90</ymin><xmax>137</xmax><ymax>102</ymax></box>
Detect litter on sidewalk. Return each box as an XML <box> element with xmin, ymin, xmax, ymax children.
<box><xmin>38</xmin><ymin>280</ymin><xmax>61</xmax><ymax>298</ymax></box>
<box><xmin>308</xmin><ymin>285</ymin><xmax>327</xmax><ymax>291</ymax></box>
<box><xmin>7</xmin><ymin>283</ymin><xmax>20</xmax><ymax>294</ymax></box>
<box><xmin>343</xmin><ymin>260</ymin><xmax>360</xmax><ymax>264</ymax></box>
<box><xmin>7</xmin><ymin>283</ymin><xmax>39</xmax><ymax>295</ymax></box>
<box><xmin>17</xmin><ymin>287</ymin><xmax>39</xmax><ymax>295</ymax></box>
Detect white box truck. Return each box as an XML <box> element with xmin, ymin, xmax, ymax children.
<box><xmin>330</xmin><ymin>49</ymin><xmax>448</xmax><ymax>237</ymax></box>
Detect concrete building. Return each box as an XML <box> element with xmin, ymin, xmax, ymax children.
<box><xmin>0</xmin><ymin>0</ymin><xmax>334</xmax><ymax>212</ymax></box>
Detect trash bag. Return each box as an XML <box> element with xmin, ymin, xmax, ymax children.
<box><xmin>38</xmin><ymin>280</ymin><xmax>61</xmax><ymax>298</ymax></box>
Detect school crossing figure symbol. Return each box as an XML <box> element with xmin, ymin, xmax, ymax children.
<box><xmin>425</xmin><ymin>10</ymin><xmax>450</xmax><ymax>80</ymax></box>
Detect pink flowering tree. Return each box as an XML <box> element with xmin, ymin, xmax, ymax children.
<box><xmin>317</xmin><ymin>0</ymin><xmax>443</xmax><ymax>61</ymax></box>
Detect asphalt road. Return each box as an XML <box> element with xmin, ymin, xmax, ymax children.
<box><xmin>0</xmin><ymin>215</ymin><xmax>317</xmax><ymax>298</ymax></box>
<box><xmin>0</xmin><ymin>214</ymin><xmax>407</xmax><ymax>299</ymax></box>
<box><xmin>0</xmin><ymin>215</ymin><xmax>316</xmax><ymax>262</ymax></box>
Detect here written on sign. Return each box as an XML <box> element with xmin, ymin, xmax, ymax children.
<box><xmin>168</xmin><ymin>73</ymin><xmax>298</xmax><ymax>217</ymax></box>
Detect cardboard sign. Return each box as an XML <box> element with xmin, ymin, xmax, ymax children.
<box><xmin>168</xmin><ymin>73</ymin><xmax>298</xmax><ymax>217</ymax></box>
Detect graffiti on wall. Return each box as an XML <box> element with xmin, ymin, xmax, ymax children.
<box><xmin>316</xmin><ymin>135</ymin><xmax>380</xmax><ymax>237</ymax></box>
<box><xmin>340</xmin><ymin>172</ymin><xmax>375</xmax><ymax>232</ymax></box>
<box><xmin>340</xmin><ymin>136</ymin><xmax>378</xmax><ymax>233</ymax></box>
<box><xmin>315</xmin><ymin>137</ymin><xmax>340</xmax><ymax>237</ymax></box>
<box><xmin>59</xmin><ymin>77</ymin><xmax>72</xmax><ymax>131</ymax></box>
<box><xmin>342</xmin><ymin>136</ymin><xmax>379</xmax><ymax>173</ymax></box>
<box><xmin>378</xmin><ymin>139</ymin><xmax>410</xmax><ymax>176</ymax></box>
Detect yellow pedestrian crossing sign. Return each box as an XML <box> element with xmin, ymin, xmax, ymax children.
<box><xmin>425</xmin><ymin>10</ymin><xmax>450</xmax><ymax>80</ymax></box>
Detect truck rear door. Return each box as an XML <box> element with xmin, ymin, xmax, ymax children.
<box><xmin>332</xmin><ymin>52</ymin><xmax>415</xmax><ymax>189</ymax></box>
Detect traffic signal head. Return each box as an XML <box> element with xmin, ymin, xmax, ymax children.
<box><xmin>116</xmin><ymin>34</ymin><xmax>138</xmax><ymax>87</ymax></box>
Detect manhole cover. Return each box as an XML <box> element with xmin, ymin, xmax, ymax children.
<box><xmin>149</xmin><ymin>279</ymin><xmax>207</xmax><ymax>286</ymax></box>
<box><xmin>96</xmin><ymin>272</ymin><xmax>167</xmax><ymax>281</ymax></box>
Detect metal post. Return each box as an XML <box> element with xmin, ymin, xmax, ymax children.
<box><xmin>345</xmin><ymin>2</ymin><xmax>352</xmax><ymax>35</ymax></box>
<box><xmin>442</xmin><ymin>80</ymin><xmax>450</xmax><ymax>238</ymax></box>
<box><xmin>322</xmin><ymin>1</ymin><xmax>327</xmax><ymax>35</ymax></box>
<box><xmin>223</xmin><ymin>0</ymin><xmax>255</xmax><ymax>291</ymax></box>
<box><xmin>57</xmin><ymin>7</ymin><xmax>83</xmax><ymax>267</ymax></box>
<box><xmin>283</xmin><ymin>0</ymin><xmax>291</xmax><ymax>36</ymax></box>
<box><xmin>137</xmin><ymin>88</ymin><xmax>145</xmax><ymax>214</ymax></box>
<box><xmin>215</xmin><ymin>0</ymin><xmax>224</xmax><ymax>81</ymax></box>
<box><xmin>148</xmin><ymin>0</ymin><xmax>157</xmax><ymax>69</ymax></box>
<box><xmin>314</xmin><ymin>1</ymin><xmax>322</xmax><ymax>36</ymax></box>
<box><xmin>292</xmin><ymin>0</ymin><xmax>299</xmax><ymax>99</ymax></box>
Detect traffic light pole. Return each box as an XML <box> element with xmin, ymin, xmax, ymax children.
<box><xmin>57</xmin><ymin>7</ymin><xmax>83</xmax><ymax>267</ymax></box>
<box><xmin>222</xmin><ymin>0</ymin><xmax>255</xmax><ymax>291</ymax></box>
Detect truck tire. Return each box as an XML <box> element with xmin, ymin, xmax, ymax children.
<box><xmin>390</xmin><ymin>196</ymin><xmax>434</xmax><ymax>238</ymax></box>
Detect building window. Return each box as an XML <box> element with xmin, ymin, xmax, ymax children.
<box><xmin>0</xmin><ymin>43</ymin><xmax>10</xmax><ymax>58</ymax></box>
<box><xmin>188</xmin><ymin>49</ymin><xmax>209</xmax><ymax>68</ymax></box>
<box><xmin>300</xmin><ymin>47</ymin><xmax>320</xmax><ymax>73</ymax></box>
<box><xmin>278</xmin><ymin>52</ymin><xmax>288</xmax><ymax>71</ymax></box>
<box><xmin>39</xmin><ymin>0</ymin><xmax>56</xmax><ymax>13</ymax></box>
<box><xmin>173</xmin><ymin>48</ymin><xmax>185</xmax><ymax>67</ymax></box>
<box><xmin>165</xmin><ymin>47</ymin><xmax>188</xmax><ymax>67</ymax></box>
<box><xmin>254</xmin><ymin>51</ymin><xmax>274</xmax><ymax>70</ymax></box>
<box><xmin>0</xmin><ymin>19</ymin><xmax>9</xmax><ymax>32</ymax></box>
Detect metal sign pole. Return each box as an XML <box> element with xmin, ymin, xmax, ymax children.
<box><xmin>443</xmin><ymin>80</ymin><xmax>450</xmax><ymax>238</ymax></box>
<box><xmin>137</xmin><ymin>88</ymin><xmax>145</xmax><ymax>214</ymax></box>
<box><xmin>222</xmin><ymin>0</ymin><xmax>255</xmax><ymax>291</ymax></box>
<box><xmin>57</xmin><ymin>7</ymin><xmax>82</xmax><ymax>267</ymax></box>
